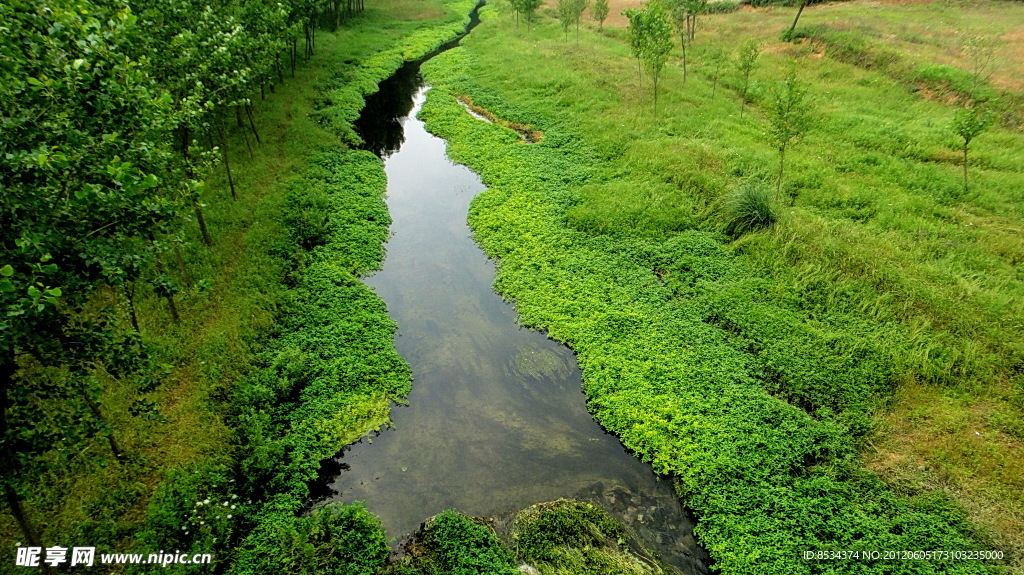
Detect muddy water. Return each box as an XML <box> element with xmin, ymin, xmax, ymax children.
<box><xmin>326</xmin><ymin>68</ymin><xmax>707</xmax><ymax>574</ymax></box>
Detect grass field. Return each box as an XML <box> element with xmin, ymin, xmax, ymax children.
<box><xmin>420</xmin><ymin>0</ymin><xmax>1024</xmax><ymax>571</ymax></box>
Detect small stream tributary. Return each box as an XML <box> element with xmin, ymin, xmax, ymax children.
<box><xmin>320</xmin><ymin>35</ymin><xmax>708</xmax><ymax>574</ymax></box>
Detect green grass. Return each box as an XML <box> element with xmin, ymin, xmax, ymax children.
<box><xmin>416</xmin><ymin>0</ymin><xmax>1024</xmax><ymax>572</ymax></box>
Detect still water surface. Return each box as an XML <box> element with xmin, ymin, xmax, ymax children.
<box><xmin>326</xmin><ymin>68</ymin><xmax>707</xmax><ymax>574</ymax></box>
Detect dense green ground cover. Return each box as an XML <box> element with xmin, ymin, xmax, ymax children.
<box><xmin>416</xmin><ymin>0</ymin><xmax>1024</xmax><ymax>572</ymax></box>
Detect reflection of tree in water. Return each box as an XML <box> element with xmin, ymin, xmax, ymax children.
<box><xmin>355</xmin><ymin>62</ymin><xmax>422</xmax><ymax>157</ymax></box>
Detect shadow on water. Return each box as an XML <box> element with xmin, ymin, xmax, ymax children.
<box><xmin>353</xmin><ymin>62</ymin><xmax>421</xmax><ymax>157</ymax></box>
<box><xmin>354</xmin><ymin>5</ymin><xmax>481</xmax><ymax>157</ymax></box>
<box><xmin>320</xmin><ymin>13</ymin><xmax>709</xmax><ymax>574</ymax></box>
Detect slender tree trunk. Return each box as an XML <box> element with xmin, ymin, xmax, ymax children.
<box><xmin>218</xmin><ymin>122</ymin><xmax>237</xmax><ymax>200</ymax></box>
<box><xmin>167</xmin><ymin>296</ymin><xmax>180</xmax><ymax>323</ymax></box>
<box><xmin>778</xmin><ymin>146</ymin><xmax>786</xmax><ymax>197</ymax></box>
<box><xmin>291</xmin><ymin>38</ymin><xmax>297</xmax><ymax>77</ymax></box>
<box><xmin>235</xmin><ymin>105</ymin><xmax>244</xmax><ymax>128</ymax></box>
<box><xmin>963</xmin><ymin>141</ymin><xmax>970</xmax><ymax>192</ymax></box>
<box><xmin>83</xmin><ymin>390</ymin><xmax>122</xmax><ymax>461</ymax></box>
<box><xmin>193</xmin><ymin>200</ymin><xmax>212</xmax><ymax>246</ymax></box>
<box><xmin>304</xmin><ymin>23</ymin><xmax>310</xmax><ymax>60</ymax></box>
<box><xmin>682</xmin><ymin>39</ymin><xmax>688</xmax><ymax>84</ymax></box>
<box><xmin>182</xmin><ymin>126</ymin><xmax>213</xmax><ymax>247</ymax></box>
<box><xmin>787</xmin><ymin>1</ymin><xmax>807</xmax><ymax>37</ymax></box>
<box><xmin>4</xmin><ymin>483</ymin><xmax>40</xmax><ymax>549</ymax></box>
<box><xmin>1</xmin><ymin>357</ymin><xmax>42</xmax><ymax>549</ymax></box>
<box><xmin>246</xmin><ymin>104</ymin><xmax>261</xmax><ymax>145</ymax></box>
<box><xmin>277</xmin><ymin>52</ymin><xmax>284</xmax><ymax>83</ymax></box>
<box><xmin>654</xmin><ymin>75</ymin><xmax>659</xmax><ymax>115</ymax></box>
<box><xmin>173</xmin><ymin>244</ymin><xmax>193</xmax><ymax>287</ymax></box>
<box><xmin>154</xmin><ymin>258</ymin><xmax>181</xmax><ymax>323</ymax></box>
<box><xmin>740</xmin><ymin>79</ymin><xmax>748</xmax><ymax>118</ymax></box>
<box><xmin>124</xmin><ymin>283</ymin><xmax>140</xmax><ymax>333</ymax></box>
<box><xmin>240</xmin><ymin>115</ymin><xmax>254</xmax><ymax>159</ymax></box>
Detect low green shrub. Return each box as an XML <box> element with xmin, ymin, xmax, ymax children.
<box><xmin>705</xmin><ymin>1</ymin><xmax>740</xmax><ymax>14</ymax></box>
<box><xmin>722</xmin><ymin>182</ymin><xmax>778</xmax><ymax>236</ymax></box>
<box><xmin>513</xmin><ymin>500</ymin><xmax>623</xmax><ymax>562</ymax></box>
<box><xmin>237</xmin><ymin>503</ymin><xmax>389</xmax><ymax>575</ymax></box>
<box><xmin>419</xmin><ymin>511</ymin><xmax>518</xmax><ymax>575</ymax></box>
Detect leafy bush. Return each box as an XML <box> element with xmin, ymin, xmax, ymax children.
<box><xmin>722</xmin><ymin>183</ymin><xmax>777</xmax><ymax>236</ymax></box>
<box><xmin>418</xmin><ymin>511</ymin><xmax>518</xmax><ymax>575</ymax></box>
<box><xmin>513</xmin><ymin>500</ymin><xmax>665</xmax><ymax>575</ymax></box>
<box><xmin>239</xmin><ymin>503</ymin><xmax>389</xmax><ymax>575</ymax></box>
<box><xmin>136</xmin><ymin>463</ymin><xmax>250</xmax><ymax>574</ymax></box>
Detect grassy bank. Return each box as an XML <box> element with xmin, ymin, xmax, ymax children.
<box><xmin>416</xmin><ymin>0</ymin><xmax>1024</xmax><ymax>572</ymax></box>
<box><xmin>1</xmin><ymin>0</ymin><xmax>476</xmax><ymax>570</ymax></box>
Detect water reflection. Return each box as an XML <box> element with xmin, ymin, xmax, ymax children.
<box><xmin>334</xmin><ymin>80</ymin><xmax>707</xmax><ymax>574</ymax></box>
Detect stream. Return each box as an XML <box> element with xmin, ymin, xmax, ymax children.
<box><xmin>321</xmin><ymin>47</ymin><xmax>708</xmax><ymax>574</ymax></box>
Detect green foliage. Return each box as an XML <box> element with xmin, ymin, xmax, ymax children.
<box><xmin>238</xmin><ymin>503</ymin><xmax>389</xmax><ymax>575</ymax></box>
<box><xmin>557</xmin><ymin>0</ymin><xmax>589</xmax><ymax>43</ymax></box>
<box><xmin>513</xmin><ymin>501</ymin><xmax>662</xmax><ymax>575</ymax></box>
<box><xmin>592</xmin><ymin>0</ymin><xmax>610</xmax><ymax>30</ymax></box>
<box><xmin>511</xmin><ymin>0</ymin><xmax>543</xmax><ymax>28</ymax></box>
<box><xmin>418</xmin><ymin>511</ymin><xmax>518</xmax><ymax>575</ymax></box>
<box><xmin>624</xmin><ymin>2</ymin><xmax>675</xmax><ymax>112</ymax></box>
<box><xmin>787</xmin><ymin>26</ymin><xmax>899</xmax><ymax>71</ymax></box>
<box><xmin>951</xmin><ymin>105</ymin><xmax>994</xmax><ymax>193</ymax></box>
<box><xmin>229</xmin><ymin>149</ymin><xmax>410</xmax><ymax>571</ymax></box>
<box><xmin>0</xmin><ymin>0</ymin><xmax>181</xmax><ymax>518</ymax></box>
<box><xmin>513</xmin><ymin>500</ymin><xmax>622</xmax><ymax>562</ymax></box>
<box><xmin>314</xmin><ymin>0</ymin><xmax>478</xmax><ymax>145</ymax></box>
<box><xmin>136</xmin><ymin>463</ymin><xmax>251</xmax><ymax>571</ymax></box>
<box><xmin>703</xmin><ymin>0</ymin><xmax>739</xmax><ymax>14</ymax></box>
<box><xmin>566</xmin><ymin>180</ymin><xmax>699</xmax><ymax>236</ymax></box>
<box><xmin>765</xmin><ymin>66</ymin><xmax>812</xmax><ymax>198</ymax></box>
<box><xmin>736</xmin><ymin>39</ymin><xmax>760</xmax><ymax>117</ymax></box>
<box><xmin>722</xmin><ymin>183</ymin><xmax>777</xmax><ymax>236</ymax></box>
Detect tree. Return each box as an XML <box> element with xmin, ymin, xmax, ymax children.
<box><xmin>765</xmin><ymin>68</ymin><xmax>812</xmax><ymax>202</ymax></box>
<box><xmin>625</xmin><ymin>2</ymin><xmax>674</xmax><ymax>114</ymax></box>
<box><xmin>950</xmin><ymin>32</ymin><xmax>996</xmax><ymax>195</ymax></box>
<box><xmin>736</xmin><ymin>39</ymin><xmax>760</xmax><ymax>118</ymax></box>
<box><xmin>625</xmin><ymin>7</ymin><xmax>646</xmax><ymax>81</ymax></box>
<box><xmin>784</xmin><ymin>0</ymin><xmax>810</xmax><ymax>40</ymax></box>
<box><xmin>520</xmin><ymin>0</ymin><xmax>542</xmax><ymax>29</ymax></box>
<box><xmin>951</xmin><ymin>105</ymin><xmax>993</xmax><ymax>194</ymax></box>
<box><xmin>666</xmin><ymin>0</ymin><xmax>705</xmax><ymax>83</ymax></box>
<box><xmin>960</xmin><ymin>31</ymin><xmax>998</xmax><ymax>102</ymax></box>
<box><xmin>667</xmin><ymin>0</ymin><xmax>690</xmax><ymax>83</ymax></box>
<box><xmin>706</xmin><ymin>46</ymin><xmax>727</xmax><ymax>100</ymax></box>
<box><xmin>1</xmin><ymin>0</ymin><xmax>180</xmax><ymax>546</ymax></box>
<box><xmin>592</xmin><ymin>0</ymin><xmax>609</xmax><ymax>32</ymax></box>
<box><xmin>510</xmin><ymin>0</ymin><xmax>523</xmax><ymax>27</ymax></box>
<box><xmin>570</xmin><ymin>0</ymin><xmax>590</xmax><ymax>45</ymax></box>
<box><xmin>558</xmin><ymin>0</ymin><xmax>574</xmax><ymax>40</ymax></box>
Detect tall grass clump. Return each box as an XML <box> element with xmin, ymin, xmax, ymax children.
<box><xmin>723</xmin><ymin>182</ymin><xmax>778</xmax><ymax>236</ymax></box>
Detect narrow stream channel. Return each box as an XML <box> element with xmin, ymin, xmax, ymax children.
<box><xmin>323</xmin><ymin>55</ymin><xmax>708</xmax><ymax>574</ymax></box>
